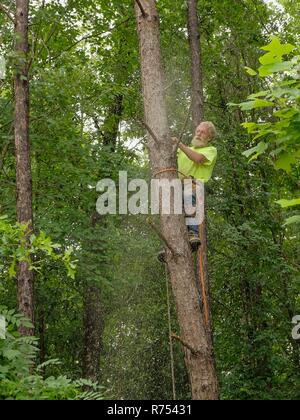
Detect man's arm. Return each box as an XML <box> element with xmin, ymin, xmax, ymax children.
<box><xmin>177</xmin><ymin>142</ymin><xmax>207</xmax><ymax>164</ymax></box>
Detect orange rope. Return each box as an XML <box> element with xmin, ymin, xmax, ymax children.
<box><xmin>197</xmin><ymin>185</ymin><xmax>209</xmax><ymax>327</ymax></box>
<box><xmin>198</xmin><ymin>235</ymin><xmax>209</xmax><ymax>327</ymax></box>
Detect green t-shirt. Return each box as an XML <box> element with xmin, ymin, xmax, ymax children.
<box><xmin>177</xmin><ymin>145</ymin><xmax>217</xmax><ymax>182</ymax></box>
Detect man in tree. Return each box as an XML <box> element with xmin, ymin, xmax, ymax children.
<box><xmin>158</xmin><ymin>121</ymin><xmax>217</xmax><ymax>262</ymax></box>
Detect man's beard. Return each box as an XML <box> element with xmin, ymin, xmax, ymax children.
<box><xmin>191</xmin><ymin>136</ymin><xmax>209</xmax><ymax>148</ymax></box>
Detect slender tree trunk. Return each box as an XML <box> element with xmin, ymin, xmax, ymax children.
<box><xmin>102</xmin><ymin>94</ymin><xmax>123</xmax><ymax>151</ymax></box>
<box><xmin>83</xmin><ymin>94</ymin><xmax>123</xmax><ymax>381</ymax></box>
<box><xmin>135</xmin><ymin>0</ymin><xmax>219</xmax><ymax>400</ymax></box>
<box><xmin>14</xmin><ymin>0</ymin><xmax>34</xmax><ymax>335</ymax></box>
<box><xmin>187</xmin><ymin>0</ymin><xmax>204</xmax><ymax>131</ymax></box>
<box><xmin>187</xmin><ymin>0</ymin><xmax>213</xmax><ymax>345</ymax></box>
<box><xmin>38</xmin><ymin>306</ymin><xmax>46</xmax><ymax>376</ymax></box>
<box><xmin>83</xmin><ymin>268</ymin><xmax>104</xmax><ymax>382</ymax></box>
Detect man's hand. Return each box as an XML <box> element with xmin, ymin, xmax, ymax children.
<box><xmin>171</xmin><ymin>137</ymin><xmax>181</xmax><ymax>153</ymax></box>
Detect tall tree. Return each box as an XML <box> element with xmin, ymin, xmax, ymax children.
<box><xmin>14</xmin><ymin>0</ymin><xmax>34</xmax><ymax>335</ymax></box>
<box><xmin>135</xmin><ymin>0</ymin><xmax>219</xmax><ymax>400</ymax></box>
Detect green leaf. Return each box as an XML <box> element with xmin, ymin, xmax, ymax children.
<box><xmin>260</xmin><ymin>37</ymin><xmax>295</xmax><ymax>65</ymax></box>
<box><xmin>8</xmin><ymin>259</ymin><xmax>17</xmax><ymax>279</ymax></box>
<box><xmin>283</xmin><ymin>215</ymin><xmax>300</xmax><ymax>226</ymax></box>
<box><xmin>241</xmin><ymin>122</ymin><xmax>259</xmax><ymax>133</ymax></box>
<box><xmin>259</xmin><ymin>61</ymin><xmax>294</xmax><ymax>77</ymax></box>
<box><xmin>3</xmin><ymin>349</ymin><xmax>20</xmax><ymax>360</ymax></box>
<box><xmin>239</xmin><ymin>99</ymin><xmax>274</xmax><ymax>111</ymax></box>
<box><xmin>245</xmin><ymin>66</ymin><xmax>257</xmax><ymax>76</ymax></box>
<box><xmin>21</xmin><ymin>319</ymin><xmax>34</xmax><ymax>329</ymax></box>
<box><xmin>242</xmin><ymin>141</ymin><xmax>269</xmax><ymax>160</ymax></box>
<box><xmin>260</xmin><ymin>37</ymin><xmax>295</xmax><ymax>54</ymax></box>
<box><xmin>274</xmin><ymin>153</ymin><xmax>298</xmax><ymax>172</ymax></box>
<box><xmin>247</xmin><ymin>91</ymin><xmax>270</xmax><ymax>99</ymax></box>
<box><xmin>276</xmin><ymin>198</ymin><xmax>300</xmax><ymax>208</ymax></box>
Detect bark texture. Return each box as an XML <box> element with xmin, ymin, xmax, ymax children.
<box><xmin>14</xmin><ymin>0</ymin><xmax>34</xmax><ymax>335</ymax></box>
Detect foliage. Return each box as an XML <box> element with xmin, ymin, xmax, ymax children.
<box><xmin>0</xmin><ymin>307</ymin><xmax>105</xmax><ymax>400</ymax></box>
<box><xmin>0</xmin><ymin>215</ymin><xmax>77</xmax><ymax>279</ymax></box>
<box><xmin>235</xmin><ymin>37</ymin><xmax>300</xmax><ymax>224</ymax></box>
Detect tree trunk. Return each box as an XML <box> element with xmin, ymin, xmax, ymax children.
<box><xmin>83</xmin><ymin>92</ymin><xmax>123</xmax><ymax>381</ymax></box>
<box><xmin>14</xmin><ymin>0</ymin><xmax>34</xmax><ymax>335</ymax></box>
<box><xmin>38</xmin><ymin>306</ymin><xmax>46</xmax><ymax>376</ymax></box>
<box><xmin>83</xmin><ymin>273</ymin><xmax>104</xmax><ymax>382</ymax></box>
<box><xmin>135</xmin><ymin>0</ymin><xmax>219</xmax><ymax>400</ymax></box>
<box><xmin>102</xmin><ymin>94</ymin><xmax>123</xmax><ymax>151</ymax></box>
<box><xmin>187</xmin><ymin>0</ymin><xmax>213</xmax><ymax>345</ymax></box>
<box><xmin>187</xmin><ymin>0</ymin><xmax>204</xmax><ymax>131</ymax></box>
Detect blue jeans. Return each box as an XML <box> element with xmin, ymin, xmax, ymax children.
<box><xmin>183</xmin><ymin>186</ymin><xmax>199</xmax><ymax>236</ymax></box>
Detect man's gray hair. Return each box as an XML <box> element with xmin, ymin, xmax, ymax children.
<box><xmin>203</xmin><ymin>121</ymin><xmax>217</xmax><ymax>140</ymax></box>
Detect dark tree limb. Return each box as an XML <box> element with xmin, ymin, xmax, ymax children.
<box><xmin>135</xmin><ymin>0</ymin><xmax>147</xmax><ymax>18</ymax></box>
<box><xmin>171</xmin><ymin>333</ymin><xmax>211</xmax><ymax>359</ymax></box>
<box><xmin>136</xmin><ymin>118</ymin><xmax>160</xmax><ymax>145</ymax></box>
<box><xmin>147</xmin><ymin>218</ymin><xmax>179</xmax><ymax>258</ymax></box>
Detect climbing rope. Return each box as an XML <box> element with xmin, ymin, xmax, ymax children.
<box><xmin>197</xmin><ymin>188</ymin><xmax>210</xmax><ymax>327</ymax></box>
<box><xmin>165</xmin><ymin>265</ymin><xmax>177</xmax><ymax>401</ymax></box>
<box><xmin>198</xmin><ymin>237</ymin><xmax>210</xmax><ymax>327</ymax></box>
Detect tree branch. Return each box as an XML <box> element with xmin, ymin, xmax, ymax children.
<box><xmin>135</xmin><ymin>0</ymin><xmax>147</xmax><ymax>18</ymax></box>
<box><xmin>48</xmin><ymin>17</ymin><xmax>133</xmax><ymax>63</ymax></box>
<box><xmin>147</xmin><ymin>218</ymin><xmax>179</xmax><ymax>258</ymax></box>
<box><xmin>0</xmin><ymin>3</ymin><xmax>14</xmax><ymax>23</ymax></box>
<box><xmin>136</xmin><ymin>118</ymin><xmax>160</xmax><ymax>145</ymax></box>
<box><xmin>171</xmin><ymin>333</ymin><xmax>210</xmax><ymax>358</ymax></box>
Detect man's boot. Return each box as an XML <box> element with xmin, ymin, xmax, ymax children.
<box><xmin>188</xmin><ymin>233</ymin><xmax>201</xmax><ymax>252</ymax></box>
<box><xmin>157</xmin><ymin>235</ymin><xmax>201</xmax><ymax>263</ymax></box>
<box><xmin>157</xmin><ymin>249</ymin><xmax>166</xmax><ymax>263</ymax></box>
